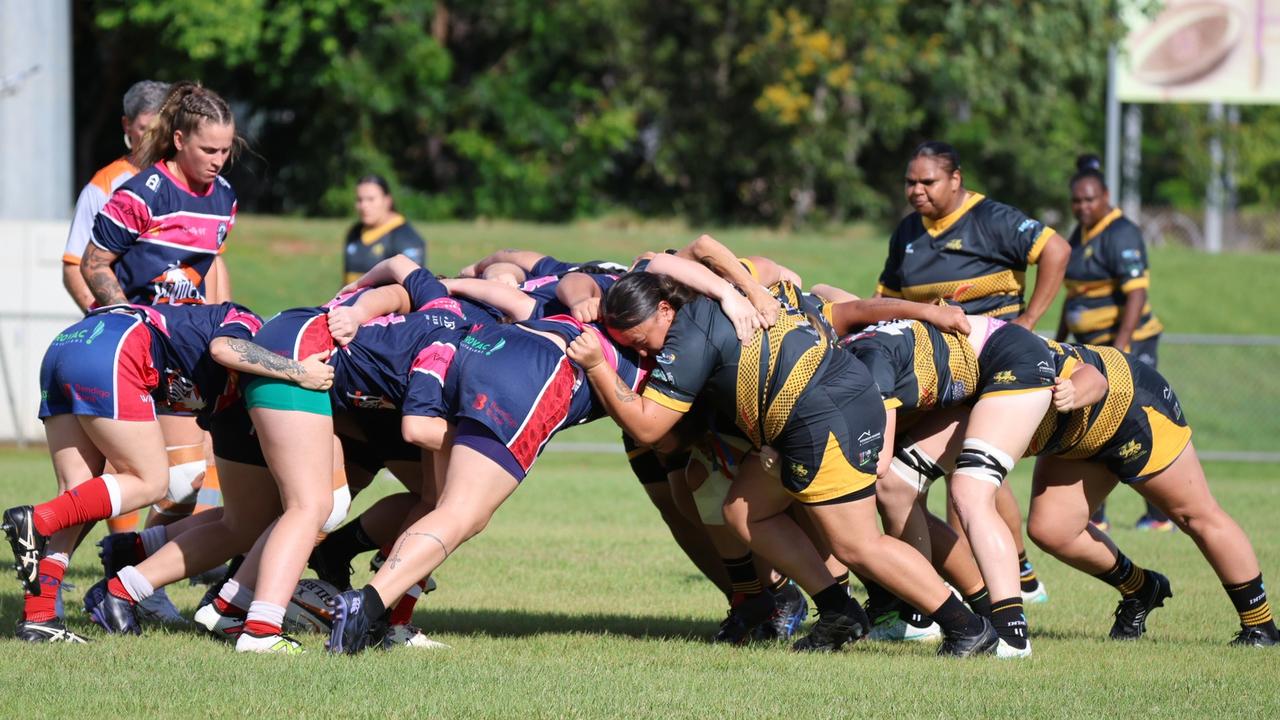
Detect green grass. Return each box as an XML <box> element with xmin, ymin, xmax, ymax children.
<box><xmin>0</xmin><ymin>450</ymin><xmax>1278</xmax><ymax>718</ymax></box>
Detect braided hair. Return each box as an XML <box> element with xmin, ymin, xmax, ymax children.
<box><xmin>133</xmin><ymin>81</ymin><xmax>239</xmax><ymax>169</ymax></box>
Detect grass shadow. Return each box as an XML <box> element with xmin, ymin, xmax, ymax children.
<box><xmin>410</xmin><ymin>607</ymin><xmax>712</xmax><ymax>642</ymax></box>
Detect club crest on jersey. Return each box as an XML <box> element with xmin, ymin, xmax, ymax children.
<box><xmin>944</xmin><ymin>238</ymin><xmax>963</xmax><ymax>251</ymax></box>
<box><xmin>1117</xmin><ymin>440</ymin><xmax>1145</xmax><ymax>460</ymax></box>
<box><xmin>992</xmin><ymin>370</ymin><xmax>1017</xmax><ymax>384</ymax></box>
<box><xmin>216</xmin><ymin>222</ymin><xmax>228</xmax><ymax>249</ymax></box>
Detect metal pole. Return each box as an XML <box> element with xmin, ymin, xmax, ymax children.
<box><xmin>1122</xmin><ymin>105</ymin><xmax>1142</xmax><ymax>221</ymax></box>
<box><xmin>1105</xmin><ymin>46</ymin><xmax>1122</xmax><ymax>198</ymax></box>
<box><xmin>1205</xmin><ymin>102</ymin><xmax>1225</xmax><ymax>253</ymax></box>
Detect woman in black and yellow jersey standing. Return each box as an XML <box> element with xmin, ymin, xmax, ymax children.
<box><xmin>876</xmin><ymin>141</ymin><xmax>1070</xmax><ymax>610</ymax></box>
<box><xmin>1056</xmin><ymin>156</ymin><xmax>1172</xmax><ymax>532</ymax></box>
<box><xmin>569</xmin><ymin>272</ymin><xmax>998</xmax><ymax>657</ymax></box>
<box><xmin>1025</xmin><ymin>340</ymin><xmax>1279</xmax><ymax>647</ymax></box>
<box><xmin>343</xmin><ymin>175</ymin><xmax>426</xmax><ymax>285</ymax></box>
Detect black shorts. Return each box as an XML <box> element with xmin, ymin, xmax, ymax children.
<box><xmin>208</xmin><ymin>402</ymin><xmax>267</xmax><ymax>468</ymax></box>
<box><xmin>1127</xmin><ymin>335</ymin><xmax>1159</xmax><ymax>369</ymax></box>
<box><xmin>624</xmin><ymin>433</ymin><xmax>693</xmax><ymax>485</ymax></box>
<box><xmin>338</xmin><ymin>410</ymin><xmax>421</xmax><ymax>476</ymax></box>
<box><xmin>773</xmin><ymin>370</ymin><xmax>884</xmax><ymax>505</ymax></box>
<box><xmin>976</xmin><ymin>323</ymin><xmax>1057</xmax><ymax>399</ymax></box>
<box><xmin>1082</xmin><ymin>358</ymin><xmax>1190</xmax><ymax>483</ymax></box>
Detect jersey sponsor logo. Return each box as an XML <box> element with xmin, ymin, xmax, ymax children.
<box><xmin>944</xmin><ymin>237</ymin><xmax>964</xmax><ymax>251</ymax></box>
<box><xmin>344</xmin><ymin>390</ymin><xmax>393</xmax><ymax>410</ymax></box>
<box><xmin>857</xmin><ymin>430</ymin><xmax>882</xmax><ymax>446</ymax></box>
<box><xmin>411</xmin><ymin>342</ymin><xmax>456</xmax><ymax>384</ymax></box>
<box><xmin>1117</xmin><ymin>439</ymin><xmax>1146</xmax><ymax>460</ymax></box>
<box><xmin>858</xmin><ymin>448</ymin><xmax>877</xmax><ymax>466</ymax></box>
<box><xmin>149</xmin><ymin>262</ymin><xmax>206</xmax><ymax>304</ymax></box>
<box><xmin>163</xmin><ymin>368</ymin><xmax>205</xmax><ymax>411</ymax></box>
<box><xmin>52</xmin><ymin>320</ymin><xmax>106</xmax><ymax>346</ymax></box>
<box><xmin>145</xmin><ymin>174</ymin><xmax>162</xmax><ymax>192</ymax></box>
<box><xmin>1017</xmin><ymin>219</ymin><xmax>1039</xmax><ymax>233</ymax></box>
<box><xmin>991</xmin><ymin>370</ymin><xmax>1017</xmax><ymax>384</ymax></box>
<box><xmin>417</xmin><ymin>297</ymin><xmax>464</xmax><ymax>318</ymax></box>
<box><xmin>472</xmin><ymin>393</ymin><xmax>516</xmax><ymax>428</ymax></box>
<box><xmin>651</xmin><ymin>367</ymin><xmax>673</xmax><ymax>384</ymax></box>
<box><xmin>656</xmin><ymin>351</ymin><xmax>676</xmax><ymax>365</ymax></box>
<box><xmin>461</xmin><ymin>335</ymin><xmax>505</xmax><ymax>356</ymax></box>
<box><xmin>905</xmin><ymin>242</ymin><xmax>914</xmax><ymax>254</ymax></box>
<box><xmin>67</xmin><ymin>383</ymin><xmax>110</xmax><ymax>402</ymax></box>
<box><xmin>362</xmin><ymin>313</ymin><xmax>407</xmax><ymax>328</ymax></box>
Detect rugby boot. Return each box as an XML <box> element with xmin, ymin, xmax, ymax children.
<box><xmin>712</xmin><ymin>592</ymin><xmax>777</xmax><ymax>645</ymax></box>
<box><xmin>753</xmin><ymin>581</ymin><xmax>809</xmax><ymax>641</ymax></box>
<box><xmin>1229</xmin><ymin>625</ymin><xmax>1280</xmax><ymax>648</ymax></box>
<box><xmin>84</xmin><ymin>579</ymin><xmax>141</xmax><ymax>635</ymax></box>
<box><xmin>937</xmin><ymin>616</ymin><xmax>999</xmax><ymax>657</ymax></box>
<box><xmin>193</xmin><ymin>602</ymin><xmax>244</xmax><ymax>643</ymax></box>
<box><xmin>792</xmin><ymin>598</ymin><xmax>869</xmax><ymax>652</ymax></box>
<box><xmin>236</xmin><ymin>630</ymin><xmax>304</xmax><ymax>654</ymax></box>
<box><xmin>2</xmin><ymin>506</ymin><xmax>47</xmax><ymax>596</ymax></box>
<box><xmin>97</xmin><ymin>532</ymin><xmax>143</xmax><ymax>578</ymax></box>
<box><xmin>866</xmin><ymin>602</ymin><xmax>943</xmax><ymax>643</ymax></box>
<box><xmin>326</xmin><ymin>589</ymin><xmax>387</xmax><ymax>655</ymax></box>
<box><xmin>16</xmin><ymin>618</ymin><xmax>90</xmax><ymax>644</ymax></box>
<box><xmin>382</xmin><ymin>624</ymin><xmax>450</xmax><ymax>650</ymax></box>
<box><xmin>1109</xmin><ymin>571</ymin><xmax>1172</xmax><ymax>640</ymax></box>
<box><xmin>136</xmin><ymin>587</ymin><xmax>189</xmax><ymax>626</ymax></box>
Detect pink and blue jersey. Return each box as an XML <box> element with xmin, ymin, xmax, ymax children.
<box><xmin>91</xmin><ymin>162</ymin><xmax>237</xmax><ymax>305</ymax></box>
<box><xmin>520</xmin><ymin>272</ymin><xmax>621</xmax><ymax>319</ymax></box>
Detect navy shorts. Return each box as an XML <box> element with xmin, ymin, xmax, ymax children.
<box><xmin>39</xmin><ymin>312</ymin><xmax>158</xmax><ymax>421</ymax></box>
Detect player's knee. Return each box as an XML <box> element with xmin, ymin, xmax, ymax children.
<box><xmin>321</xmin><ymin>484</ymin><xmax>352</xmax><ymax>534</ymax></box>
<box><xmin>953</xmin><ymin>438</ymin><xmax>1014</xmax><ymax>488</ymax></box>
<box><xmin>165</xmin><ymin>459</ymin><xmax>206</xmax><ymax>505</ymax></box>
<box><xmin>1025</xmin><ymin>512</ymin><xmax>1071</xmax><ymax>553</ymax></box>
<box><xmin>890</xmin><ymin>442</ymin><xmax>945</xmax><ymax>495</ymax></box>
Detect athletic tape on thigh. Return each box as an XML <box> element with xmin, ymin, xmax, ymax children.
<box><xmin>689</xmin><ymin>444</ymin><xmax>735</xmax><ymax>526</ymax></box>
<box><xmin>165</xmin><ymin>459</ymin><xmax>206</xmax><ymax>504</ymax></box>
<box><xmin>954</xmin><ymin>437</ymin><xmax>1015</xmax><ymax>487</ymax></box>
<box><xmin>890</xmin><ymin>442</ymin><xmax>944</xmax><ymax>494</ymax></box>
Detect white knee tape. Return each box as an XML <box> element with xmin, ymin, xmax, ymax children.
<box><xmin>322</xmin><ymin>484</ymin><xmax>352</xmax><ymax>534</ymax></box>
<box><xmin>165</xmin><ymin>460</ymin><xmax>205</xmax><ymax>504</ymax></box>
<box><xmin>692</xmin><ymin>470</ymin><xmax>735</xmax><ymax>527</ymax></box>
<box><xmin>954</xmin><ymin>438</ymin><xmax>1015</xmax><ymax>488</ymax></box>
<box><xmin>890</xmin><ymin>443</ymin><xmax>943</xmax><ymax>494</ymax></box>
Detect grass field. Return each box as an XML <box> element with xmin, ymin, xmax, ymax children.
<box><xmin>1</xmin><ymin>218</ymin><xmax>1278</xmax><ymax>718</ymax></box>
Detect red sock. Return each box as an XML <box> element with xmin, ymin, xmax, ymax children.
<box><xmin>32</xmin><ymin>476</ymin><xmax>116</xmax><ymax>536</ymax></box>
<box><xmin>106</xmin><ymin>576</ymin><xmax>136</xmax><ymax>604</ymax></box>
<box><xmin>242</xmin><ymin>620</ymin><xmax>281</xmax><ymax>637</ymax></box>
<box><xmin>213</xmin><ymin>596</ymin><xmax>248</xmax><ymax>618</ymax></box>
<box><xmin>389</xmin><ymin>579</ymin><xmax>428</xmax><ymax>626</ymax></box>
<box><xmin>23</xmin><ymin>557</ymin><xmax>66</xmax><ymax>622</ymax></box>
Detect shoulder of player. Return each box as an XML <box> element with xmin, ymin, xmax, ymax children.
<box><xmin>88</xmin><ymin>157</ymin><xmax>138</xmax><ymax>195</ymax></box>
<box><xmin>1103</xmin><ymin>215</ymin><xmax>1144</xmax><ymax>242</ymax></box>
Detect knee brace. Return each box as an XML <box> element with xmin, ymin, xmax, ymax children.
<box><xmin>954</xmin><ymin>438</ymin><xmax>1015</xmax><ymax>488</ymax></box>
<box><xmin>890</xmin><ymin>442</ymin><xmax>945</xmax><ymax>493</ymax></box>
<box><xmin>322</xmin><ymin>484</ymin><xmax>352</xmax><ymax>534</ymax></box>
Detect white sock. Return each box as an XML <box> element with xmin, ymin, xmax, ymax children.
<box><xmin>245</xmin><ymin>601</ymin><xmax>286</xmax><ymax>634</ymax></box>
<box><xmin>217</xmin><ymin>579</ymin><xmax>253</xmax><ymax>611</ymax></box>
<box><xmin>101</xmin><ymin>473</ymin><xmax>122</xmax><ymax>517</ymax></box>
<box><xmin>47</xmin><ymin>552</ymin><xmax>69</xmax><ymax>570</ymax></box>
<box><xmin>117</xmin><ymin>565</ymin><xmax>155</xmax><ymax>603</ymax></box>
<box><xmin>139</xmin><ymin>525</ymin><xmax>168</xmax><ymax>556</ymax></box>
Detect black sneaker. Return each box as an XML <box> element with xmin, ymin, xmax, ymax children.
<box><xmin>308</xmin><ymin>544</ymin><xmax>354</xmax><ymax>591</ymax></box>
<box><xmin>791</xmin><ymin>599</ymin><xmax>869</xmax><ymax>652</ymax></box>
<box><xmin>1230</xmin><ymin>625</ymin><xmax>1280</xmax><ymax>647</ymax></box>
<box><xmin>753</xmin><ymin>582</ymin><xmax>809</xmax><ymax>641</ymax></box>
<box><xmin>937</xmin><ymin>616</ymin><xmax>999</xmax><ymax>657</ymax></box>
<box><xmin>1109</xmin><ymin>571</ymin><xmax>1173</xmax><ymax>640</ymax></box>
<box><xmin>326</xmin><ymin>589</ymin><xmax>387</xmax><ymax>655</ymax></box>
<box><xmin>713</xmin><ymin>592</ymin><xmax>777</xmax><ymax>645</ymax></box>
<box><xmin>2</xmin><ymin>506</ymin><xmax>48</xmax><ymax>596</ymax></box>
<box><xmin>83</xmin><ymin>579</ymin><xmax>141</xmax><ymax>635</ymax></box>
<box><xmin>16</xmin><ymin>618</ymin><xmax>90</xmax><ymax>644</ymax></box>
<box><xmin>97</xmin><ymin>531</ymin><xmax>143</xmax><ymax>579</ymax></box>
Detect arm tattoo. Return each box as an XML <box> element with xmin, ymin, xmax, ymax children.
<box><xmin>82</xmin><ymin>247</ymin><xmax>128</xmax><ymax>306</ymax></box>
<box><xmin>613</xmin><ymin>375</ymin><xmax>638</xmax><ymax>403</ymax></box>
<box><xmin>224</xmin><ymin>337</ymin><xmax>308</xmax><ymax>379</ymax></box>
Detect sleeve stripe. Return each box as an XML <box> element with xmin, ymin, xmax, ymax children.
<box><xmin>1120</xmin><ymin>275</ymin><xmax>1150</xmax><ymax>293</ymax></box>
<box><xmin>883</xmin><ymin>398</ymin><xmax>903</xmax><ymax>410</ymax></box>
<box><xmin>875</xmin><ymin>283</ymin><xmax>904</xmax><ymax>298</ymax></box>
<box><xmin>1027</xmin><ymin>227</ymin><xmax>1055</xmax><ymax>264</ymax></box>
<box><xmin>641</xmin><ymin>387</ymin><xmax>692</xmax><ymax>413</ymax></box>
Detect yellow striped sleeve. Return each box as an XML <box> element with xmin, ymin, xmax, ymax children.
<box><xmin>981</xmin><ymin>387</ymin><xmax>1052</xmax><ymax>399</ymax></box>
<box><xmin>876</xmin><ymin>283</ymin><xmax>903</xmax><ymax>298</ymax></box>
<box><xmin>642</xmin><ymin>387</ymin><xmax>692</xmax><ymax>413</ymax></box>
<box><xmin>883</xmin><ymin>397</ymin><xmax>903</xmax><ymax>410</ymax></box>
<box><xmin>1120</xmin><ymin>273</ymin><xmax>1150</xmax><ymax>293</ymax></box>
<box><xmin>1027</xmin><ymin>226</ymin><xmax>1056</xmax><ymax>264</ymax></box>
<box><xmin>738</xmin><ymin>257</ymin><xmax>760</xmax><ymax>282</ymax></box>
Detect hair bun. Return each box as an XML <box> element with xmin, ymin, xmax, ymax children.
<box><xmin>1076</xmin><ymin>154</ymin><xmax>1103</xmax><ymax>173</ymax></box>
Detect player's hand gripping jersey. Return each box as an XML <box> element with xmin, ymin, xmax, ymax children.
<box><xmin>1063</xmin><ymin>209</ymin><xmax>1163</xmax><ymax>345</ymax></box>
<box><xmin>91</xmin><ymin>162</ymin><xmax>237</xmax><ymax>305</ymax></box>
<box><xmin>877</xmin><ymin>194</ymin><xmax>1056</xmax><ymax>319</ymax></box>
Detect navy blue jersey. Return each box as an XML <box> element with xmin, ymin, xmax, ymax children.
<box><xmin>520</xmin><ymin>272</ymin><xmax>621</xmax><ymax>319</ymax></box>
<box><xmin>522</xmin><ymin>315</ymin><xmax>651</xmax><ymax>422</ymax></box>
<box><xmin>527</xmin><ymin>255</ymin><xmax>629</xmax><ymax>280</ymax></box>
<box><xmin>114</xmin><ymin>303</ymin><xmax>261</xmax><ymax>415</ymax></box>
<box><xmin>92</xmin><ymin>163</ymin><xmax>236</xmax><ymax>305</ymax></box>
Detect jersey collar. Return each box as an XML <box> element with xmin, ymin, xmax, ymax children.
<box><xmin>922</xmin><ymin>192</ymin><xmax>985</xmax><ymax>237</ymax></box>
<box><xmin>157</xmin><ymin>161</ymin><xmax>217</xmax><ymax>197</ymax></box>
<box><xmin>1082</xmin><ymin>207</ymin><xmax>1123</xmax><ymax>244</ymax></box>
<box><xmin>360</xmin><ymin>213</ymin><xmax>407</xmax><ymax>246</ymax></box>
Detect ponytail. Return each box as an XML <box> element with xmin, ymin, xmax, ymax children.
<box><xmin>133</xmin><ymin>81</ymin><xmax>239</xmax><ymax>169</ymax></box>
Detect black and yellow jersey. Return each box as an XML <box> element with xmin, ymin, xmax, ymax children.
<box><xmin>343</xmin><ymin>213</ymin><xmax>427</xmax><ymax>284</ymax></box>
<box><xmin>877</xmin><ymin>193</ymin><xmax>1056</xmax><ymax>320</ymax></box>
<box><xmin>1063</xmin><ymin>209</ymin><xmax>1163</xmax><ymax>346</ymax></box>
<box><xmin>840</xmin><ymin>319</ymin><xmax>979</xmax><ymax>412</ymax></box>
<box><xmin>1028</xmin><ymin>340</ymin><xmax>1190</xmax><ymax>481</ymax></box>
<box><xmin>642</xmin><ymin>282</ymin><xmax>864</xmax><ymax>448</ymax></box>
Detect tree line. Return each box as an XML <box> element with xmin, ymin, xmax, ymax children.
<box><xmin>73</xmin><ymin>1</ymin><xmax>1280</xmax><ymax>225</ymax></box>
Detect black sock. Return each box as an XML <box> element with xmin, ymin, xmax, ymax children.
<box><xmin>812</xmin><ymin>583</ymin><xmax>851</xmax><ymax>615</ymax></box>
<box><xmin>319</xmin><ymin>518</ymin><xmax>379</xmax><ymax>564</ymax></box>
<box><xmin>1018</xmin><ymin>551</ymin><xmax>1039</xmax><ymax>592</ymax></box>
<box><xmin>1093</xmin><ymin>552</ymin><xmax>1148</xmax><ymax>598</ymax></box>
<box><xmin>964</xmin><ymin>587</ymin><xmax>992</xmax><ymax>618</ymax></box>
<box><xmin>990</xmin><ymin>597</ymin><xmax>1028</xmax><ymax>648</ymax></box>
<box><xmin>835</xmin><ymin>572</ymin><xmax>851</xmax><ymax>591</ymax></box>
<box><xmin>723</xmin><ymin>553</ymin><xmax>764</xmax><ymax>597</ymax></box>
<box><xmin>768</xmin><ymin>574</ymin><xmax>789</xmax><ymax>593</ymax></box>
<box><xmin>1224</xmin><ymin>574</ymin><xmax>1276</xmax><ymax>631</ymax></box>
<box><xmin>862</xmin><ymin>578</ymin><xmax>897</xmax><ymax>613</ymax></box>
<box><xmin>1090</xmin><ymin>503</ymin><xmax>1109</xmax><ymax>524</ymax></box>
<box><xmin>359</xmin><ymin>585</ymin><xmax>387</xmax><ymax>619</ymax></box>
<box><xmin>929</xmin><ymin>594</ymin><xmax>985</xmax><ymax>636</ymax></box>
